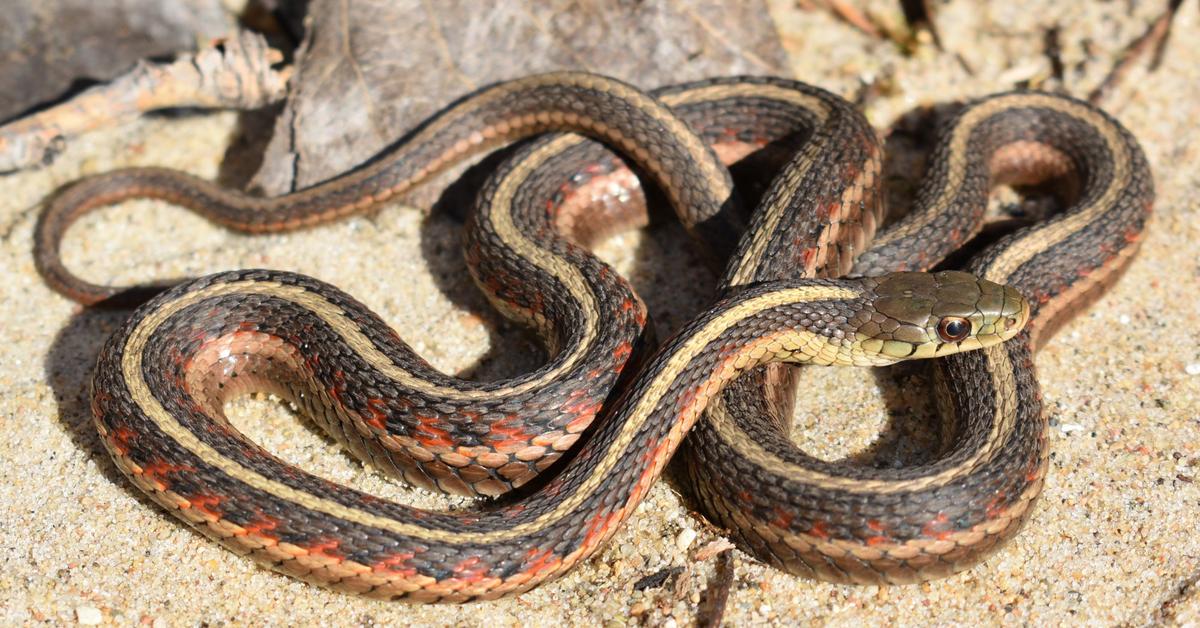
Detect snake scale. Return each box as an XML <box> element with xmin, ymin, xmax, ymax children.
<box><xmin>34</xmin><ymin>72</ymin><xmax>1152</xmax><ymax>601</ymax></box>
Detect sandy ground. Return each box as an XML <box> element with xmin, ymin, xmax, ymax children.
<box><xmin>2</xmin><ymin>1</ymin><xmax>1199</xmax><ymax>625</ymax></box>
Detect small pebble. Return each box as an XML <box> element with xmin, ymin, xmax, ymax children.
<box><xmin>1059</xmin><ymin>423</ymin><xmax>1085</xmax><ymax>434</ymax></box>
<box><xmin>1185</xmin><ymin>363</ymin><xmax>1200</xmax><ymax>376</ymax></box>
<box><xmin>675</xmin><ymin>527</ymin><xmax>697</xmax><ymax>552</ymax></box>
<box><xmin>1118</xmin><ymin>314</ymin><xmax>1131</xmax><ymax>325</ymax></box>
<box><xmin>76</xmin><ymin>606</ymin><xmax>102</xmax><ymax>625</ymax></box>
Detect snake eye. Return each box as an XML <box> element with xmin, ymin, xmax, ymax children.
<box><xmin>936</xmin><ymin>317</ymin><xmax>971</xmax><ymax>343</ymax></box>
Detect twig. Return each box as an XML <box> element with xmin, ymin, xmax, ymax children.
<box><xmin>695</xmin><ymin>549</ymin><xmax>735</xmax><ymax>627</ymax></box>
<box><xmin>1088</xmin><ymin>0</ymin><xmax>1183</xmax><ymax>103</ymax></box>
<box><xmin>899</xmin><ymin>0</ymin><xmax>941</xmax><ymax>49</ymax></box>
<box><xmin>1043</xmin><ymin>25</ymin><xmax>1066</xmax><ymax>86</ymax></box>
<box><xmin>827</xmin><ymin>0</ymin><xmax>884</xmax><ymax>39</ymax></box>
<box><xmin>0</xmin><ymin>30</ymin><xmax>290</xmax><ymax>173</ymax></box>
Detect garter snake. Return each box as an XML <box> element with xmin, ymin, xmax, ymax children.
<box><xmin>35</xmin><ymin>73</ymin><xmax>1152</xmax><ymax>600</ymax></box>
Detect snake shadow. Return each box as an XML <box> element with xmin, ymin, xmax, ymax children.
<box><xmin>43</xmin><ymin>307</ymin><xmax>169</xmax><ymax>510</ymax></box>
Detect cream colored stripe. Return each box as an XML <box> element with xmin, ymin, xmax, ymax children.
<box><xmin>658</xmin><ymin>82</ymin><xmax>832</xmax><ymax>216</ymax></box>
<box><xmin>123</xmin><ymin>281</ymin><xmax>859</xmax><ymax>541</ymax></box>
<box><xmin>871</xmin><ymin>94</ymin><xmax>1128</xmax><ymax>266</ymax></box>
<box><xmin>726</xmin><ymin>133</ymin><xmax>878</xmax><ymax>286</ymax></box>
<box><xmin>725</xmin><ymin>138</ymin><xmax>827</xmax><ymax>286</ymax></box>
<box><xmin>661</xmin><ymin>83</ymin><xmax>830</xmax><ymax>112</ymax></box>
<box><xmin>707</xmin><ymin>342</ymin><xmax>1018</xmax><ymax>493</ymax></box>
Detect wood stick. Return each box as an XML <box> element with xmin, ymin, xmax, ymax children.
<box><xmin>0</xmin><ymin>30</ymin><xmax>290</xmax><ymax>173</ymax></box>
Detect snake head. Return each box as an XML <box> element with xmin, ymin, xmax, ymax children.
<box><xmin>853</xmin><ymin>270</ymin><xmax>1029</xmax><ymax>365</ymax></box>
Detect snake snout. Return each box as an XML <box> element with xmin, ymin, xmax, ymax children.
<box><xmin>998</xmin><ymin>284</ymin><xmax>1031</xmax><ymax>340</ymax></box>
<box><xmin>971</xmin><ymin>278</ymin><xmax>1030</xmax><ymax>345</ymax></box>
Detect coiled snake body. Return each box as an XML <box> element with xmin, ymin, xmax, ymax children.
<box><xmin>36</xmin><ymin>73</ymin><xmax>1152</xmax><ymax>600</ymax></box>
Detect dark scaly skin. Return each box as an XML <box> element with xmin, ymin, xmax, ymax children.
<box><xmin>47</xmin><ymin>76</ymin><xmax>830</xmax><ymax>498</ymax></box>
<box><xmin>36</xmin><ymin>73</ymin><xmax>745</xmax><ymax>305</ymax></box>
<box><xmin>37</xmin><ymin>71</ymin><xmax>1142</xmax><ymax>597</ymax></box>
<box><xmin>680</xmin><ymin>92</ymin><xmax>1154</xmax><ymax>583</ymax></box>
<box><xmin>93</xmin><ymin>269</ymin><xmax>1024</xmax><ymax>601</ymax></box>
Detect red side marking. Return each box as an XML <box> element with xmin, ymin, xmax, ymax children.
<box><xmin>488</xmin><ymin>414</ymin><xmax>537</xmax><ymax>450</ymax></box>
<box><xmin>920</xmin><ymin>513</ymin><xmax>954</xmax><ymax>540</ymax></box>
<box><xmin>677</xmin><ymin>386</ymin><xmax>701</xmax><ymax>421</ymax></box>
<box><xmin>619</xmin><ymin>296</ymin><xmax>648</xmax><ymax>326</ymax></box>
<box><xmin>612</xmin><ymin>340</ymin><xmax>633</xmax><ymax>363</ymax></box>
<box><xmin>305</xmin><ymin>538</ymin><xmax>344</xmax><ymax>560</ymax></box>
<box><xmin>413</xmin><ymin>412</ymin><xmax>454</xmax><ymax>448</ymax></box>
<box><xmin>815</xmin><ymin>199</ymin><xmax>838</xmax><ymax>221</ymax></box>
<box><xmin>450</xmin><ymin>556</ymin><xmax>490</xmax><ymax>583</ymax></box>
<box><xmin>373</xmin><ymin>552</ymin><xmax>417</xmax><ymax>577</ymax></box>
<box><xmin>564</xmin><ymin>407</ymin><xmax>599</xmax><ymax>433</ymax></box>
<box><xmin>1025</xmin><ymin>463</ymin><xmax>1042</xmax><ymax>483</ymax></box>
<box><xmin>838</xmin><ymin>158</ymin><xmax>863</xmax><ymax>183</ymax></box>
<box><xmin>327</xmin><ymin>368</ymin><xmax>347</xmax><ymax>406</ymax></box>
<box><xmin>864</xmin><ymin>520</ymin><xmax>895</xmax><ymax>547</ymax></box>
<box><xmin>561</xmin><ymin>389</ymin><xmax>604</xmax><ymax>430</ymax></box>
<box><xmin>362</xmin><ymin>398</ymin><xmax>389</xmax><ymax>431</ymax></box>
<box><xmin>770</xmin><ymin>507</ymin><xmax>794</xmax><ymax>529</ymax></box>
<box><xmin>188</xmin><ymin>493</ymin><xmax>223</xmax><ymax>519</ymax></box>
<box><xmin>630</xmin><ymin>437</ymin><xmax>671</xmax><ymax>498</ymax></box>
<box><xmin>523</xmin><ymin>547</ymin><xmax>561</xmax><ymax>576</ymax></box>
<box><xmin>484</xmin><ymin>274</ymin><xmax>505</xmax><ymax>295</ymax></box>
<box><xmin>107</xmin><ymin>426</ymin><xmax>137</xmax><ymax>456</ymax></box>
<box><xmin>140</xmin><ymin>460</ymin><xmax>196</xmax><ymax>490</ymax></box>
<box><xmin>736</xmin><ymin>490</ymin><xmax>754</xmax><ymax>504</ymax></box>
<box><xmin>541</xmin><ymin>478</ymin><xmax>565</xmax><ymax>497</ymax></box>
<box><xmin>580</xmin><ymin>509</ymin><xmax>625</xmax><ymax>551</ymax></box>
<box><xmin>800</xmin><ymin>247</ymin><xmax>817</xmax><ymax>269</ymax></box>
<box><xmin>242</xmin><ymin>512</ymin><xmax>281</xmax><ymax>541</ymax></box>
<box><xmin>808</xmin><ymin>521</ymin><xmax>830</xmax><ymax>540</ymax></box>
<box><xmin>984</xmin><ymin>492</ymin><xmax>1008</xmax><ymax>519</ymax></box>
<box><xmin>531</xmin><ymin>290</ymin><xmax>545</xmax><ymax>316</ymax></box>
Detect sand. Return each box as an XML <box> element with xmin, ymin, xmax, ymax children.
<box><xmin>2</xmin><ymin>0</ymin><xmax>1198</xmax><ymax>625</ymax></box>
